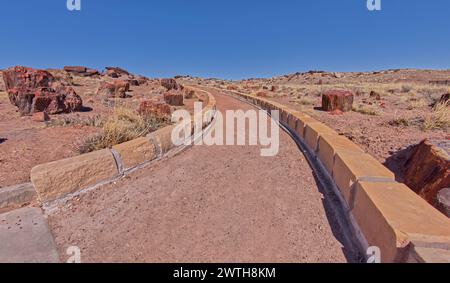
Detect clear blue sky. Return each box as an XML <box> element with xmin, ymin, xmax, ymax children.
<box><xmin>1</xmin><ymin>0</ymin><xmax>449</xmax><ymax>79</ymax></box>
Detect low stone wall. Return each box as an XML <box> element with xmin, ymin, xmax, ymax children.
<box><xmin>30</xmin><ymin>87</ymin><xmax>217</xmax><ymax>204</ymax></box>
<box><xmin>221</xmin><ymin>88</ymin><xmax>450</xmax><ymax>263</ymax></box>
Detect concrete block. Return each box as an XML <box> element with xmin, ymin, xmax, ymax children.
<box><xmin>304</xmin><ymin>122</ymin><xmax>338</xmax><ymax>152</ymax></box>
<box><xmin>113</xmin><ymin>137</ymin><xmax>157</xmax><ymax>170</ymax></box>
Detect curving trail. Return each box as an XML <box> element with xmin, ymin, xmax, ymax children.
<box><xmin>49</xmin><ymin>87</ymin><xmax>357</xmax><ymax>263</ymax></box>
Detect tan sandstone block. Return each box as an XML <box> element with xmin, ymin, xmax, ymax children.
<box><xmin>352</xmin><ymin>181</ymin><xmax>450</xmax><ymax>263</ymax></box>
<box><xmin>31</xmin><ymin>149</ymin><xmax>119</xmax><ymax>202</ymax></box>
<box><xmin>407</xmin><ymin>246</ymin><xmax>450</xmax><ymax>263</ymax></box>
<box><xmin>147</xmin><ymin>124</ymin><xmax>179</xmax><ymax>155</ymax></box>
<box><xmin>333</xmin><ymin>151</ymin><xmax>395</xmax><ymax>204</ymax></box>
<box><xmin>317</xmin><ymin>133</ymin><xmax>364</xmax><ymax>174</ymax></box>
<box><xmin>304</xmin><ymin>122</ymin><xmax>338</xmax><ymax>152</ymax></box>
<box><xmin>113</xmin><ymin>137</ymin><xmax>157</xmax><ymax>170</ymax></box>
<box><xmin>294</xmin><ymin>116</ymin><xmax>318</xmax><ymax>139</ymax></box>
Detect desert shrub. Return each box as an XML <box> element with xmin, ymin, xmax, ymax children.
<box><xmin>352</xmin><ymin>104</ymin><xmax>382</xmax><ymax>116</ymax></box>
<box><xmin>78</xmin><ymin>107</ymin><xmax>170</xmax><ymax>153</ymax></box>
<box><xmin>422</xmin><ymin>100</ymin><xmax>449</xmax><ymax>131</ymax></box>
<box><xmin>48</xmin><ymin>115</ymin><xmax>104</xmax><ymax>128</ymax></box>
<box><xmin>401</xmin><ymin>84</ymin><xmax>413</xmax><ymax>93</ymax></box>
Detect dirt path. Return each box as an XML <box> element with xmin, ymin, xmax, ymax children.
<box><xmin>48</xmin><ymin>88</ymin><xmax>356</xmax><ymax>263</ymax></box>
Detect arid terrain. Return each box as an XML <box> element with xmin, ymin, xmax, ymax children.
<box><xmin>185</xmin><ymin>69</ymin><xmax>449</xmax><ymax>181</ymax></box>
<box><xmin>0</xmin><ymin>66</ymin><xmax>200</xmax><ymax>188</ymax></box>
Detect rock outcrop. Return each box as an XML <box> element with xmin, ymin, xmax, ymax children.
<box><xmin>161</xmin><ymin>78</ymin><xmax>181</xmax><ymax>91</ymax></box>
<box><xmin>2</xmin><ymin>66</ymin><xmax>83</xmax><ymax>115</ymax></box>
<box><xmin>164</xmin><ymin>90</ymin><xmax>184</xmax><ymax>106</ymax></box>
<box><xmin>97</xmin><ymin>80</ymin><xmax>130</xmax><ymax>98</ymax></box>
<box><xmin>138</xmin><ymin>100</ymin><xmax>171</xmax><ymax>118</ymax></box>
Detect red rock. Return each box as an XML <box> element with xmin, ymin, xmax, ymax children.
<box><xmin>97</xmin><ymin>81</ymin><xmax>130</xmax><ymax>98</ymax></box>
<box><xmin>404</xmin><ymin>139</ymin><xmax>450</xmax><ymax>205</ymax></box>
<box><xmin>32</xmin><ymin>111</ymin><xmax>50</xmax><ymax>122</ymax></box>
<box><xmin>3</xmin><ymin>66</ymin><xmax>82</xmax><ymax>115</ymax></box>
<box><xmin>164</xmin><ymin>90</ymin><xmax>184</xmax><ymax>106</ymax></box>
<box><xmin>227</xmin><ymin>85</ymin><xmax>238</xmax><ymax>91</ymax></box>
<box><xmin>64</xmin><ymin>66</ymin><xmax>87</xmax><ymax>73</ymax></box>
<box><xmin>138</xmin><ymin>100</ymin><xmax>171</xmax><ymax>118</ymax></box>
<box><xmin>161</xmin><ymin>78</ymin><xmax>180</xmax><ymax>91</ymax></box>
<box><xmin>105</xmin><ymin>67</ymin><xmax>129</xmax><ymax>78</ymax></box>
<box><xmin>127</xmin><ymin>79</ymin><xmax>140</xmax><ymax>86</ymax></box>
<box><xmin>2</xmin><ymin>66</ymin><xmax>54</xmax><ymax>91</ymax></box>
<box><xmin>370</xmin><ymin>91</ymin><xmax>381</xmax><ymax>100</ymax></box>
<box><xmin>322</xmin><ymin>90</ymin><xmax>354</xmax><ymax>112</ymax></box>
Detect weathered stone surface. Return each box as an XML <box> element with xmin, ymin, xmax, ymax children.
<box><xmin>97</xmin><ymin>80</ymin><xmax>130</xmax><ymax>98</ymax></box>
<box><xmin>160</xmin><ymin>78</ymin><xmax>180</xmax><ymax>91</ymax></box>
<box><xmin>322</xmin><ymin>90</ymin><xmax>354</xmax><ymax>112</ymax></box>
<box><xmin>0</xmin><ymin>208</ymin><xmax>59</xmax><ymax>263</ymax></box>
<box><xmin>164</xmin><ymin>90</ymin><xmax>184</xmax><ymax>106</ymax></box>
<box><xmin>437</xmin><ymin>188</ymin><xmax>450</xmax><ymax>217</ymax></box>
<box><xmin>138</xmin><ymin>100</ymin><xmax>171</xmax><ymax>118</ymax></box>
<box><xmin>352</xmin><ymin>181</ymin><xmax>450</xmax><ymax>262</ymax></box>
<box><xmin>2</xmin><ymin>66</ymin><xmax>54</xmax><ymax>90</ymax></box>
<box><xmin>404</xmin><ymin>139</ymin><xmax>450</xmax><ymax>204</ymax></box>
<box><xmin>407</xmin><ymin>245</ymin><xmax>450</xmax><ymax>263</ymax></box>
<box><xmin>317</xmin><ymin>133</ymin><xmax>364</xmax><ymax>174</ymax></box>
<box><xmin>113</xmin><ymin>137</ymin><xmax>157</xmax><ymax>170</ymax></box>
<box><xmin>333</xmin><ymin>151</ymin><xmax>395</xmax><ymax>204</ymax></box>
<box><xmin>3</xmin><ymin>66</ymin><xmax>83</xmax><ymax>115</ymax></box>
<box><xmin>31</xmin><ymin>149</ymin><xmax>119</xmax><ymax>202</ymax></box>
<box><xmin>0</xmin><ymin>183</ymin><xmax>36</xmax><ymax>210</ymax></box>
<box><xmin>304</xmin><ymin>122</ymin><xmax>338</xmax><ymax>152</ymax></box>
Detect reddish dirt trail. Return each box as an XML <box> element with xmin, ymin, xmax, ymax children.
<box><xmin>49</xmin><ymin>88</ymin><xmax>356</xmax><ymax>263</ymax></box>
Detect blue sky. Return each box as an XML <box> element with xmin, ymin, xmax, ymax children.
<box><xmin>1</xmin><ymin>0</ymin><xmax>449</xmax><ymax>79</ymax></box>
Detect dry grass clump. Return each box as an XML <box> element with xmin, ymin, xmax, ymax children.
<box><xmin>78</xmin><ymin>107</ymin><xmax>170</xmax><ymax>153</ymax></box>
<box><xmin>48</xmin><ymin>115</ymin><xmax>104</xmax><ymax>128</ymax></box>
<box><xmin>352</xmin><ymin>103</ymin><xmax>382</xmax><ymax>116</ymax></box>
<box><xmin>422</xmin><ymin>100</ymin><xmax>449</xmax><ymax>131</ymax></box>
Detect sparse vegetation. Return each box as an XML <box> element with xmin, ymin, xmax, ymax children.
<box><xmin>48</xmin><ymin>115</ymin><xmax>104</xmax><ymax>128</ymax></box>
<box><xmin>78</xmin><ymin>107</ymin><xmax>170</xmax><ymax>153</ymax></box>
<box><xmin>352</xmin><ymin>104</ymin><xmax>382</xmax><ymax>116</ymax></box>
<box><xmin>422</xmin><ymin>100</ymin><xmax>449</xmax><ymax>131</ymax></box>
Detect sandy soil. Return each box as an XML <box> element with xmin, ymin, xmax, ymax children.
<box><xmin>49</xmin><ymin>88</ymin><xmax>356</xmax><ymax>263</ymax></box>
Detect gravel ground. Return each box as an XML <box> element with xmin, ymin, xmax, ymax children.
<box><xmin>48</xmin><ymin>88</ymin><xmax>355</xmax><ymax>263</ymax></box>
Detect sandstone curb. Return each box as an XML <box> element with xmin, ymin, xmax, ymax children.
<box><xmin>29</xmin><ymin>87</ymin><xmax>217</xmax><ymax>205</ymax></box>
<box><xmin>218</xmin><ymin>86</ymin><xmax>450</xmax><ymax>263</ymax></box>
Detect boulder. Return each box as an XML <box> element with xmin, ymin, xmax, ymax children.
<box><xmin>97</xmin><ymin>81</ymin><xmax>130</xmax><ymax>98</ymax></box>
<box><xmin>2</xmin><ymin>66</ymin><xmax>54</xmax><ymax>90</ymax></box>
<box><xmin>164</xmin><ymin>90</ymin><xmax>184</xmax><ymax>106</ymax></box>
<box><xmin>104</xmin><ymin>67</ymin><xmax>129</xmax><ymax>78</ymax></box>
<box><xmin>138</xmin><ymin>100</ymin><xmax>171</xmax><ymax>118</ymax></box>
<box><xmin>404</xmin><ymin>139</ymin><xmax>450</xmax><ymax>205</ymax></box>
<box><xmin>322</xmin><ymin>90</ymin><xmax>354</xmax><ymax>112</ymax></box>
<box><xmin>161</xmin><ymin>78</ymin><xmax>180</xmax><ymax>91</ymax></box>
<box><xmin>3</xmin><ymin>66</ymin><xmax>82</xmax><ymax>115</ymax></box>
